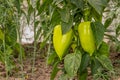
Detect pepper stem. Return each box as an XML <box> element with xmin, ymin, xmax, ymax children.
<box><xmin>83</xmin><ymin>1</ymin><xmax>91</xmax><ymax>21</ymax></box>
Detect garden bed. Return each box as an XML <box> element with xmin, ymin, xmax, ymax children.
<box><xmin>0</xmin><ymin>44</ymin><xmax>120</xmax><ymax>80</ymax></box>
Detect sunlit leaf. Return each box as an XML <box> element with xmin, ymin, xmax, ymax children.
<box><xmin>64</xmin><ymin>50</ymin><xmax>82</xmax><ymax>77</ymax></box>
<box><xmin>59</xmin><ymin>74</ymin><xmax>68</xmax><ymax>80</ymax></box>
<box><xmin>96</xmin><ymin>55</ymin><xmax>113</xmax><ymax>71</ymax></box>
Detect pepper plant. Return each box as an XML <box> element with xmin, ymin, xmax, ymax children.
<box><xmin>0</xmin><ymin>0</ymin><xmax>25</xmax><ymax>78</ymax></box>
<box><xmin>36</xmin><ymin>0</ymin><xmax>115</xmax><ymax>80</ymax></box>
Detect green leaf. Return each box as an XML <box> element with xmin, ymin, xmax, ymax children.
<box><xmin>4</xmin><ymin>46</ymin><xmax>15</xmax><ymax>72</ymax></box>
<box><xmin>116</xmin><ymin>24</ymin><xmax>120</xmax><ymax>37</ymax></box>
<box><xmin>14</xmin><ymin>0</ymin><xmax>22</xmax><ymax>13</ymax></box>
<box><xmin>98</xmin><ymin>41</ymin><xmax>110</xmax><ymax>57</ymax></box>
<box><xmin>87</xmin><ymin>0</ymin><xmax>109</xmax><ymax>15</ymax></box>
<box><xmin>6</xmin><ymin>25</ymin><xmax>17</xmax><ymax>45</ymax></box>
<box><xmin>5</xmin><ymin>46</ymin><xmax>13</xmax><ymax>55</ymax></box>
<box><xmin>13</xmin><ymin>43</ymin><xmax>25</xmax><ymax>58</ymax></box>
<box><xmin>61</xmin><ymin>16</ymin><xmax>73</xmax><ymax>34</ymax></box>
<box><xmin>47</xmin><ymin>51</ymin><xmax>57</xmax><ymax>65</ymax></box>
<box><xmin>51</xmin><ymin>8</ymin><xmax>61</xmax><ymax>27</ymax></box>
<box><xmin>91</xmin><ymin>8</ymin><xmax>102</xmax><ymax>21</ymax></box>
<box><xmin>0</xmin><ymin>51</ymin><xmax>4</xmax><ymax>63</ymax></box>
<box><xmin>91</xmin><ymin>58</ymin><xmax>102</xmax><ymax>75</ymax></box>
<box><xmin>79</xmin><ymin>53</ymin><xmax>90</xmax><ymax>73</ymax></box>
<box><xmin>59</xmin><ymin>7</ymin><xmax>70</xmax><ymax>23</ymax></box>
<box><xmin>79</xmin><ymin>69</ymin><xmax>88</xmax><ymax>80</ymax></box>
<box><xmin>64</xmin><ymin>50</ymin><xmax>82</xmax><ymax>77</ymax></box>
<box><xmin>95</xmin><ymin>55</ymin><xmax>113</xmax><ymax>71</ymax></box>
<box><xmin>36</xmin><ymin>0</ymin><xmax>40</xmax><ymax>11</ymax></box>
<box><xmin>50</xmin><ymin>61</ymin><xmax>60</xmax><ymax>80</ymax></box>
<box><xmin>37</xmin><ymin>0</ymin><xmax>53</xmax><ymax>15</ymax></box>
<box><xmin>0</xmin><ymin>29</ymin><xmax>4</xmax><ymax>40</ymax></box>
<box><xmin>59</xmin><ymin>74</ymin><xmax>69</xmax><ymax>80</ymax></box>
<box><xmin>73</xmin><ymin>10</ymin><xmax>82</xmax><ymax>23</ymax></box>
<box><xmin>91</xmin><ymin>22</ymin><xmax>105</xmax><ymax>49</ymax></box>
<box><xmin>116</xmin><ymin>41</ymin><xmax>120</xmax><ymax>52</ymax></box>
<box><xmin>70</xmin><ymin>0</ymin><xmax>84</xmax><ymax>9</ymax></box>
<box><xmin>53</xmin><ymin>0</ymin><xmax>63</xmax><ymax>5</ymax></box>
<box><xmin>34</xmin><ymin>21</ymin><xmax>41</xmax><ymax>41</ymax></box>
<box><xmin>27</xmin><ymin>4</ymin><xmax>34</xmax><ymax>24</ymax></box>
<box><xmin>104</xmin><ymin>18</ymin><xmax>114</xmax><ymax>29</ymax></box>
<box><xmin>40</xmin><ymin>28</ymin><xmax>53</xmax><ymax>49</ymax></box>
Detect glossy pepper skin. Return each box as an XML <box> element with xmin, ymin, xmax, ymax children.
<box><xmin>53</xmin><ymin>25</ymin><xmax>73</xmax><ymax>60</ymax></box>
<box><xmin>78</xmin><ymin>22</ymin><xmax>95</xmax><ymax>56</ymax></box>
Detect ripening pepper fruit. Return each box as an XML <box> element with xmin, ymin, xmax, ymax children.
<box><xmin>78</xmin><ymin>22</ymin><xmax>95</xmax><ymax>56</ymax></box>
<box><xmin>53</xmin><ymin>25</ymin><xmax>73</xmax><ymax>60</ymax></box>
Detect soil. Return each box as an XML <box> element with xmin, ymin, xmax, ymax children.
<box><xmin>0</xmin><ymin>44</ymin><xmax>120</xmax><ymax>80</ymax></box>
